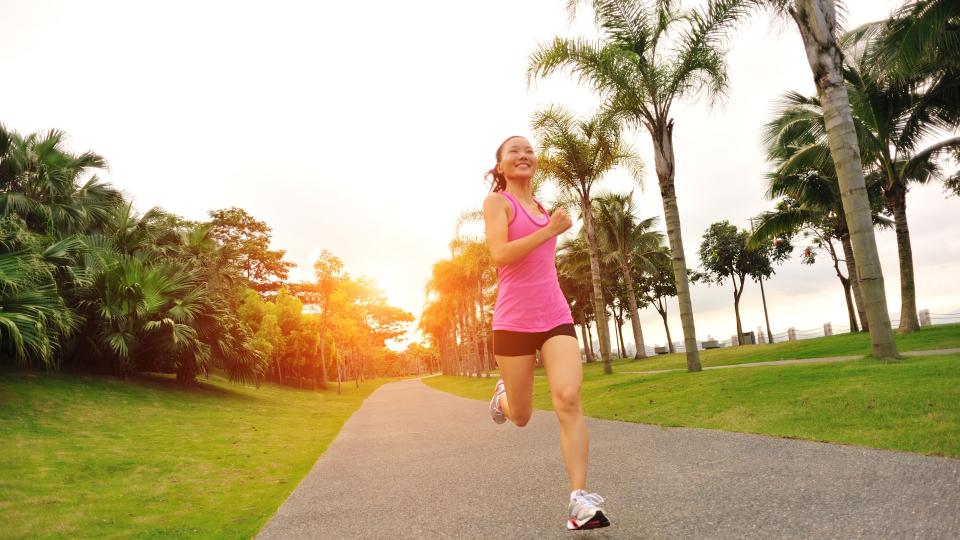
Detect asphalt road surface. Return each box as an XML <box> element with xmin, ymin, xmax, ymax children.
<box><xmin>257</xmin><ymin>378</ymin><xmax>959</xmax><ymax>539</ymax></box>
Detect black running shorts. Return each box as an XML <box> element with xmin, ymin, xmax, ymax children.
<box><xmin>493</xmin><ymin>323</ymin><xmax>577</xmax><ymax>356</ymax></box>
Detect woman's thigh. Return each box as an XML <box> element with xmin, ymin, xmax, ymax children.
<box><xmin>496</xmin><ymin>354</ymin><xmax>536</xmax><ymax>415</ymax></box>
<box><xmin>540</xmin><ymin>335</ymin><xmax>583</xmax><ymax>405</ymax></box>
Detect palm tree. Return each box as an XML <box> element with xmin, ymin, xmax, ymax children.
<box><xmin>838</xmin><ymin>41</ymin><xmax>958</xmax><ymax>331</ymax></box>
<box><xmin>0</xmin><ymin>126</ymin><xmax>121</xmax><ymax>235</ymax></box>
<box><xmin>424</xmin><ymin>258</ymin><xmax>471</xmax><ymax>376</ymax></box>
<box><xmin>557</xmin><ymin>235</ymin><xmax>600</xmax><ymax>362</ymax></box>
<box><xmin>754</xmin><ymin>196</ymin><xmax>861</xmax><ymax>333</ymax></box>
<box><xmin>592</xmin><ymin>192</ymin><xmax>666</xmax><ymax>359</ymax></box>
<box><xmin>529</xmin><ymin>0</ymin><xmax>758</xmax><ymax>371</ymax></box>
<box><xmin>0</xmin><ymin>216</ymin><xmax>78</xmax><ymax>368</ymax></box>
<box><xmin>861</xmin><ymin>0</ymin><xmax>960</xmax><ymax>78</ymax></box>
<box><xmin>751</xmin><ymin>106</ymin><xmax>892</xmax><ymax>334</ymax></box>
<box><xmin>767</xmin><ymin>0</ymin><xmax>898</xmax><ymax>358</ymax></box>
<box><xmin>759</xmin><ymin>40</ymin><xmax>959</xmax><ymax>333</ymax></box>
<box><xmin>531</xmin><ymin>105</ymin><xmax>642</xmax><ymax>374</ymax></box>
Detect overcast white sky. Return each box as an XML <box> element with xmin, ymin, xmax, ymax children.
<box><xmin>2</xmin><ymin>0</ymin><xmax>957</xmax><ymax>350</ymax></box>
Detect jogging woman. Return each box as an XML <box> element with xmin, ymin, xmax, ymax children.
<box><xmin>482</xmin><ymin>135</ymin><xmax>610</xmax><ymax>531</ymax></box>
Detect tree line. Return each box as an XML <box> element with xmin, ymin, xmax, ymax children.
<box><xmin>0</xmin><ymin>127</ymin><xmax>420</xmax><ymax>389</ymax></box>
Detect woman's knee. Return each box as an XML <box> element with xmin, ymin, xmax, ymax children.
<box><xmin>512</xmin><ymin>407</ymin><xmax>533</xmax><ymax>427</ymax></box>
<box><xmin>552</xmin><ymin>386</ymin><xmax>581</xmax><ymax>414</ymax></box>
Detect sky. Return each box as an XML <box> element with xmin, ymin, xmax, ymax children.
<box><xmin>2</xmin><ymin>0</ymin><xmax>958</xmax><ymax>351</ymax></box>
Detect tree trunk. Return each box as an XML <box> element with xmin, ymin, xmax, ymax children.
<box><xmin>649</xmin><ymin>120</ymin><xmax>701</xmax><ymax>371</ymax></box>
<box><xmin>580</xmin><ymin>322</ymin><xmax>593</xmax><ymax>362</ymax></box>
<box><xmin>581</xmin><ymin>196</ymin><xmax>613</xmax><ymax>373</ymax></box>
<box><xmin>839</xmin><ymin>234</ymin><xmax>865</xmax><ymax>332</ymax></box>
<box><xmin>732</xmin><ymin>278</ymin><xmax>745</xmax><ymax>345</ymax></box>
<box><xmin>336</xmin><ymin>353</ymin><xmax>342</xmax><ymax>395</ymax></box>
<box><xmin>758</xmin><ymin>276</ymin><xmax>774</xmax><ymax>344</ymax></box>
<box><xmin>621</xmin><ymin>262</ymin><xmax>647</xmax><ymax>358</ymax></box>
<box><xmin>829</xmin><ymin>236</ymin><xmax>860</xmax><ymax>332</ymax></box>
<box><xmin>791</xmin><ymin>0</ymin><xmax>898</xmax><ymax>359</ymax></box>
<box><xmin>840</xmin><ymin>275</ymin><xmax>858</xmax><ymax>332</ymax></box>
<box><xmin>586</xmin><ymin>323</ymin><xmax>596</xmax><ymax>359</ymax></box>
<box><xmin>659</xmin><ymin>308</ymin><xmax>675</xmax><ymax>354</ymax></box>
<box><xmin>477</xmin><ymin>278</ymin><xmax>491</xmax><ymax>377</ymax></box>
<box><xmin>614</xmin><ymin>315</ymin><xmax>627</xmax><ymax>360</ymax></box>
<box><xmin>886</xmin><ymin>184</ymin><xmax>920</xmax><ymax>332</ymax></box>
<box><xmin>319</xmin><ymin>335</ymin><xmax>328</xmax><ymax>388</ymax></box>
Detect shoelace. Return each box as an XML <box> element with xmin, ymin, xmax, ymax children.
<box><xmin>574</xmin><ymin>492</ymin><xmax>605</xmax><ymax>507</ymax></box>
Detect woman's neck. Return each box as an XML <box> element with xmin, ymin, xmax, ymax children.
<box><xmin>504</xmin><ymin>179</ymin><xmax>535</xmax><ymax>203</ymax></box>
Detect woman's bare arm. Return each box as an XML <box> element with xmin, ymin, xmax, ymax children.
<box><xmin>482</xmin><ymin>193</ymin><xmax>571</xmax><ymax>267</ymax></box>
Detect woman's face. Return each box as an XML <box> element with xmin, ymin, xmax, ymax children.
<box><xmin>497</xmin><ymin>137</ymin><xmax>537</xmax><ymax>181</ymax></box>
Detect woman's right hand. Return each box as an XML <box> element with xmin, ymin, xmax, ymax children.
<box><xmin>546</xmin><ymin>207</ymin><xmax>572</xmax><ymax>237</ymax></box>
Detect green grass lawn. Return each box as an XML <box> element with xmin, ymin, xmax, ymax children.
<box><xmin>0</xmin><ymin>371</ymin><xmax>389</xmax><ymax>540</ymax></box>
<box><xmin>571</xmin><ymin>322</ymin><xmax>960</xmax><ymax>375</ymax></box>
<box><xmin>424</xmin><ymin>352</ymin><xmax>960</xmax><ymax>458</ymax></box>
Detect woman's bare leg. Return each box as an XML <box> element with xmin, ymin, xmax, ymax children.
<box><xmin>541</xmin><ymin>335</ymin><xmax>587</xmax><ymax>491</ymax></box>
<box><xmin>495</xmin><ymin>354</ymin><xmax>535</xmax><ymax>427</ymax></box>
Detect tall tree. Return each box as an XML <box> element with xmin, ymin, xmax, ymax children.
<box><xmin>592</xmin><ymin>192</ymin><xmax>666</xmax><ymax>359</ymax></box>
<box><xmin>695</xmin><ymin>221</ymin><xmax>768</xmax><ymax>344</ymax></box>
<box><xmin>831</xmin><ymin>40</ymin><xmax>957</xmax><ymax>331</ymax></box>
<box><xmin>529</xmin><ymin>0</ymin><xmax>757</xmax><ymax>371</ymax></box>
<box><xmin>638</xmin><ymin>248</ymin><xmax>679</xmax><ymax>354</ymax></box>
<box><xmin>531</xmin><ymin>105</ymin><xmax>643</xmax><ymax>373</ymax></box>
<box><xmin>766</xmin><ymin>0</ymin><xmax>898</xmax><ymax>358</ymax></box>
<box><xmin>746</xmin><ymin>220</ymin><xmax>794</xmax><ymax>343</ymax></box>
<box><xmin>208</xmin><ymin>207</ymin><xmax>294</xmax><ymax>294</ymax></box>
<box><xmin>557</xmin><ymin>236</ymin><xmax>598</xmax><ymax>362</ymax></box>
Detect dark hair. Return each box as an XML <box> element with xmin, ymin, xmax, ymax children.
<box><xmin>485</xmin><ymin>135</ymin><xmax>526</xmax><ymax>192</ymax></box>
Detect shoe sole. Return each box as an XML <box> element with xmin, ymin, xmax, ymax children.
<box><xmin>567</xmin><ymin>510</ymin><xmax>610</xmax><ymax>530</ymax></box>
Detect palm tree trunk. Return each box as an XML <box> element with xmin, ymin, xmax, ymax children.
<box><xmin>621</xmin><ymin>263</ymin><xmax>647</xmax><ymax>358</ymax></box>
<box><xmin>477</xmin><ymin>279</ymin><xmax>490</xmax><ymax>377</ymax></box>
<box><xmin>581</xmin><ymin>197</ymin><xmax>613</xmax><ymax>373</ymax></box>
<box><xmin>791</xmin><ymin>0</ymin><xmax>898</xmax><ymax>359</ymax></box>
<box><xmin>839</xmin><ymin>234</ymin><xmax>866</xmax><ymax>332</ymax></box>
<box><xmin>886</xmin><ymin>185</ymin><xmax>920</xmax><ymax>332</ymax></box>
<box><xmin>650</xmin><ymin>120</ymin><xmax>701</xmax><ymax>371</ymax></box>
<box><xmin>758</xmin><ymin>276</ymin><xmax>774</xmax><ymax>344</ymax></box>
<box><xmin>580</xmin><ymin>322</ymin><xmax>594</xmax><ymax>362</ymax></box>
<box><xmin>587</xmin><ymin>323</ymin><xmax>597</xmax><ymax>359</ymax></box>
<box><xmin>614</xmin><ymin>316</ymin><xmax>627</xmax><ymax>359</ymax></box>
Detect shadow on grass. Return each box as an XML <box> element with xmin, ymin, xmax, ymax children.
<box><xmin>130</xmin><ymin>372</ymin><xmax>264</xmax><ymax>402</ymax></box>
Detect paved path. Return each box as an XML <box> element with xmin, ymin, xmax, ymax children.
<box><xmin>618</xmin><ymin>347</ymin><xmax>960</xmax><ymax>375</ymax></box>
<box><xmin>258</xmin><ymin>379</ymin><xmax>960</xmax><ymax>539</ymax></box>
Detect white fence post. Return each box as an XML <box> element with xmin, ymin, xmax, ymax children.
<box><xmin>919</xmin><ymin>309</ymin><xmax>931</xmax><ymax>327</ymax></box>
<box><xmin>823</xmin><ymin>322</ymin><xmax>833</xmax><ymax>336</ymax></box>
<box><xmin>788</xmin><ymin>327</ymin><xmax>797</xmax><ymax>341</ymax></box>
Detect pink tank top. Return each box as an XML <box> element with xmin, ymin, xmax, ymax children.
<box><xmin>491</xmin><ymin>191</ymin><xmax>574</xmax><ymax>332</ymax></box>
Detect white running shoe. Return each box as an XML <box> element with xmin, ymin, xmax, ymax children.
<box><xmin>567</xmin><ymin>490</ymin><xmax>610</xmax><ymax>530</ymax></box>
<box><xmin>489</xmin><ymin>378</ymin><xmax>507</xmax><ymax>424</ymax></box>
